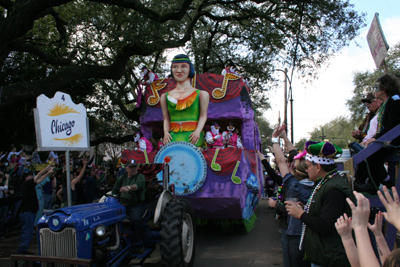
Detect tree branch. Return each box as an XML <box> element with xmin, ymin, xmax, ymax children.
<box><xmin>11</xmin><ymin>41</ymin><xmax>77</xmax><ymax>65</ymax></box>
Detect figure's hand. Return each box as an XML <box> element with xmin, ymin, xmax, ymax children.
<box><xmin>268</xmin><ymin>198</ymin><xmax>277</xmax><ymax>208</ymax></box>
<box><xmin>368</xmin><ymin>211</ymin><xmax>384</xmax><ymax>237</ymax></box>
<box><xmin>335</xmin><ymin>213</ymin><xmax>353</xmax><ymax>240</ymax></box>
<box><xmin>378</xmin><ymin>186</ymin><xmax>400</xmax><ymax>230</ymax></box>
<box><xmin>214</xmin><ymin>134</ymin><xmax>222</xmax><ymax>140</ymax></box>
<box><xmin>189</xmin><ymin>131</ymin><xmax>201</xmax><ymax>145</ymax></box>
<box><xmin>164</xmin><ymin>133</ymin><xmax>172</xmax><ymax>145</ymax></box>
<box><xmin>285</xmin><ymin>201</ymin><xmax>304</xmax><ymax>219</ymax></box>
<box><xmin>346</xmin><ymin>191</ymin><xmax>370</xmax><ymax>230</ymax></box>
<box><xmin>256</xmin><ymin>151</ymin><xmax>265</xmax><ymax>160</ymax></box>
<box><xmin>82</xmin><ymin>158</ymin><xmax>88</xmax><ymax>165</ymax></box>
<box><xmin>366</xmin><ymin>138</ymin><xmax>376</xmax><ymax>147</ymax></box>
<box><xmin>272</xmin><ymin>125</ymin><xmax>286</xmax><ymax>138</ymax></box>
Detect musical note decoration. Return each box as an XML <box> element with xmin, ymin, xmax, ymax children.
<box><xmin>231</xmin><ymin>161</ymin><xmax>242</xmax><ymax>184</ymax></box>
<box><xmin>147</xmin><ymin>79</ymin><xmax>167</xmax><ymax>106</ymax></box>
<box><xmin>210</xmin><ymin>148</ymin><xmax>221</xmax><ymax>171</ymax></box>
<box><xmin>212</xmin><ymin>73</ymin><xmax>240</xmax><ymax>99</ymax></box>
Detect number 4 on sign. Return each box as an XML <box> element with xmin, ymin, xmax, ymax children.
<box><xmin>61</xmin><ymin>95</ymin><xmax>65</xmax><ymax>101</ymax></box>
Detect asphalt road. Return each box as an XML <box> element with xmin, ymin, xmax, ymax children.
<box><xmin>0</xmin><ymin>199</ymin><xmax>283</xmax><ymax>267</ymax></box>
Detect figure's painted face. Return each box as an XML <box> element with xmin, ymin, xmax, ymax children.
<box><xmin>211</xmin><ymin>125</ymin><xmax>220</xmax><ymax>135</ymax></box>
<box><xmin>227</xmin><ymin>126</ymin><xmax>235</xmax><ymax>132</ymax></box>
<box><xmin>134</xmin><ymin>133</ymin><xmax>141</xmax><ymax>142</ymax></box>
<box><xmin>172</xmin><ymin>63</ymin><xmax>190</xmax><ymax>82</ymax></box>
<box><xmin>142</xmin><ymin>68</ymin><xmax>148</xmax><ymax>76</ymax></box>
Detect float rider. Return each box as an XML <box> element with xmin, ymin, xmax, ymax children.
<box><xmin>140</xmin><ymin>66</ymin><xmax>159</xmax><ymax>85</ymax></box>
<box><xmin>206</xmin><ymin>122</ymin><xmax>224</xmax><ymax>149</ymax></box>
<box><xmin>134</xmin><ymin>131</ymin><xmax>154</xmax><ymax>153</ymax></box>
<box><xmin>223</xmin><ymin>122</ymin><xmax>243</xmax><ymax>149</ymax></box>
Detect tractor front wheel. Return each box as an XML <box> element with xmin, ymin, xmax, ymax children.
<box><xmin>160</xmin><ymin>199</ymin><xmax>195</xmax><ymax>267</ymax></box>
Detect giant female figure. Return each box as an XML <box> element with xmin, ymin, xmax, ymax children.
<box><xmin>160</xmin><ymin>54</ymin><xmax>209</xmax><ymax>147</ymax></box>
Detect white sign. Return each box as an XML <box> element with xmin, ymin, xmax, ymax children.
<box><xmin>34</xmin><ymin>92</ymin><xmax>90</xmax><ymax>150</ymax></box>
<box><xmin>367</xmin><ymin>13</ymin><xmax>390</xmax><ymax>68</ymax></box>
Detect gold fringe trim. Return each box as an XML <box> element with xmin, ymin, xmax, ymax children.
<box><xmin>176</xmin><ymin>90</ymin><xmax>197</xmax><ymax>110</ymax></box>
<box><xmin>170</xmin><ymin>121</ymin><xmax>198</xmax><ymax>132</ymax></box>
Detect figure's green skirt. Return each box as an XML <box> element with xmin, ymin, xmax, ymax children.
<box><xmin>170</xmin><ymin>131</ymin><xmax>205</xmax><ymax>147</ymax></box>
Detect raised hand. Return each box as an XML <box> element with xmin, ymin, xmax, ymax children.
<box><xmin>378</xmin><ymin>186</ymin><xmax>400</xmax><ymax>231</ymax></box>
<box><xmin>346</xmin><ymin>191</ymin><xmax>370</xmax><ymax>230</ymax></box>
<box><xmin>256</xmin><ymin>151</ymin><xmax>265</xmax><ymax>160</ymax></box>
<box><xmin>335</xmin><ymin>213</ymin><xmax>353</xmax><ymax>240</ymax></box>
<box><xmin>272</xmin><ymin>125</ymin><xmax>287</xmax><ymax>138</ymax></box>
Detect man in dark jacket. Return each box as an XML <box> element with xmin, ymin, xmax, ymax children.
<box><xmin>286</xmin><ymin>141</ymin><xmax>355</xmax><ymax>267</ymax></box>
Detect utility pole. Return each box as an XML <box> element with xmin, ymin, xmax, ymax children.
<box><xmin>283</xmin><ymin>69</ymin><xmax>288</xmax><ymax>127</ymax></box>
<box><xmin>320</xmin><ymin>127</ymin><xmax>325</xmax><ymax>141</ymax></box>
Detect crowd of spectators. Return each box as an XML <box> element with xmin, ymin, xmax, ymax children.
<box><xmin>0</xmin><ymin>147</ymin><xmax>121</xmax><ymax>253</ymax></box>
<box><xmin>258</xmin><ymin>71</ymin><xmax>400</xmax><ymax>267</ymax></box>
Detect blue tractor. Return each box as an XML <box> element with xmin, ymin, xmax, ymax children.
<box><xmin>13</xmin><ymin>161</ymin><xmax>196</xmax><ymax>267</ymax></box>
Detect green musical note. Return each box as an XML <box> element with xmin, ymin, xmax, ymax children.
<box><xmin>144</xmin><ymin>150</ymin><xmax>149</xmax><ymax>163</ymax></box>
<box><xmin>231</xmin><ymin>161</ymin><xmax>241</xmax><ymax>184</ymax></box>
<box><xmin>211</xmin><ymin>148</ymin><xmax>221</xmax><ymax>171</ymax></box>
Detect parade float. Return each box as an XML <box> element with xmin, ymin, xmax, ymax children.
<box><xmin>122</xmin><ymin>72</ymin><xmax>264</xmax><ymax>230</ymax></box>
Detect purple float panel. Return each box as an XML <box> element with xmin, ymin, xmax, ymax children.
<box><xmin>180</xmin><ymin>151</ymin><xmax>257</xmax><ymax>219</ymax></box>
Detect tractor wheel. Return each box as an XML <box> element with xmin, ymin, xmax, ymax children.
<box><xmin>160</xmin><ymin>199</ymin><xmax>195</xmax><ymax>267</ymax></box>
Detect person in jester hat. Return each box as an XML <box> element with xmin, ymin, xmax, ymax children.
<box><xmin>160</xmin><ymin>54</ymin><xmax>209</xmax><ymax>147</ymax></box>
<box><xmin>285</xmin><ymin>140</ymin><xmax>355</xmax><ymax>267</ymax></box>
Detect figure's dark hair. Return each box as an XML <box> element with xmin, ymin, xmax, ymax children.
<box><xmin>377</xmin><ymin>74</ymin><xmax>400</xmax><ymax>96</ymax></box>
<box><xmin>171</xmin><ymin>54</ymin><xmax>195</xmax><ymax>78</ymax></box>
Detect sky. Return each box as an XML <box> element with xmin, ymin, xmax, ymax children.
<box><xmin>264</xmin><ymin>0</ymin><xmax>400</xmax><ymax>144</ymax></box>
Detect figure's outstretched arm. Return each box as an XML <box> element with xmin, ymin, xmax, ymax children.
<box><xmin>189</xmin><ymin>90</ymin><xmax>209</xmax><ymax>145</ymax></box>
<box><xmin>160</xmin><ymin>93</ymin><xmax>172</xmax><ymax>145</ymax></box>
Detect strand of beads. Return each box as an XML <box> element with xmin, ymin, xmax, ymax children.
<box><xmin>298</xmin><ymin>172</ymin><xmax>337</xmax><ymax>250</ymax></box>
<box><xmin>274</xmin><ymin>184</ymin><xmax>284</xmax><ymax>219</ymax></box>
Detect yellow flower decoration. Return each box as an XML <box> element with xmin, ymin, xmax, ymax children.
<box><xmin>47</xmin><ymin>103</ymin><xmax>80</xmax><ymax>116</ymax></box>
<box><xmin>53</xmin><ymin>134</ymin><xmax>83</xmax><ymax>146</ymax></box>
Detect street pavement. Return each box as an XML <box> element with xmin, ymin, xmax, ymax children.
<box><xmin>0</xmin><ymin>198</ymin><xmax>283</xmax><ymax>267</ymax></box>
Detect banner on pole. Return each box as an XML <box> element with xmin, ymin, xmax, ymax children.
<box><xmin>367</xmin><ymin>13</ymin><xmax>390</xmax><ymax>69</ymax></box>
<box><xmin>34</xmin><ymin>91</ymin><xmax>90</xmax><ymax>151</ymax></box>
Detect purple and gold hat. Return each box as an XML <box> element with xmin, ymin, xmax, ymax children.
<box><xmin>305</xmin><ymin>141</ymin><xmax>342</xmax><ymax>165</ymax></box>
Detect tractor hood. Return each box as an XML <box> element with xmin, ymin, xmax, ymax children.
<box><xmin>37</xmin><ymin>197</ymin><xmax>126</xmax><ymax>232</ymax></box>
